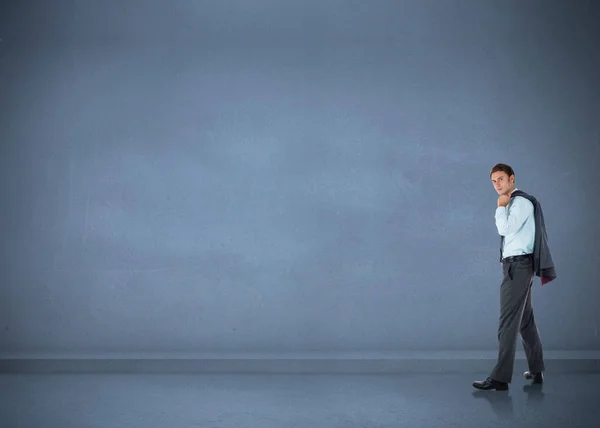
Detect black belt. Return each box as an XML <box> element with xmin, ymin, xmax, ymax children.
<box><xmin>502</xmin><ymin>254</ymin><xmax>532</xmax><ymax>264</ymax></box>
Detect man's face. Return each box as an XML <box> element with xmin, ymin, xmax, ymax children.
<box><xmin>491</xmin><ymin>171</ymin><xmax>514</xmax><ymax>195</ymax></box>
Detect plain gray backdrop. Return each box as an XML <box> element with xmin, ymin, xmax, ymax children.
<box><xmin>1</xmin><ymin>0</ymin><xmax>598</xmax><ymax>357</ymax></box>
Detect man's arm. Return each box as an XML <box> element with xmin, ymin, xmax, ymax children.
<box><xmin>495</xmin><ymin>197</ymin><xmax>533</xmax><ymax>236</ymax></box>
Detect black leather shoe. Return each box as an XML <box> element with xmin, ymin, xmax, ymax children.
<box><xmin>523</xmin><ymin>371</ymin><xmax>543</xmax><ymax>384</ymax></box>
<box><xmin>473</xmin><ymin>377</ymin><xmax>508</xmax><ymax>391</ymax></box>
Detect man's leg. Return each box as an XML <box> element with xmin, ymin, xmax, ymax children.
<box><xmin>520</xmin><ymin>275</ymin><xmax>546</xmax><ymax>375</ymax></box>
<box><xmin>489</xmin><ymin>261</ymin><xmax>533</xmax><ymax>384</ymax></box>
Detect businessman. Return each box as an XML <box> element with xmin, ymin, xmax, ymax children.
<box><xmin>473</xmin><ymin>163</ymin><xmax>556</xmax><ymax>391</ymax></box>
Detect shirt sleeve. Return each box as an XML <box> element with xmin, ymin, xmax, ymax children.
<box><xmin>495</xmin><ymin>196</ymin><xmax>533</xmax><ymax>236</ymax></box>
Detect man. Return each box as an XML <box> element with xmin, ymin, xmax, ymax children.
<box><xmin>472</xmin><ymin>163</ymin><xmax>555</xmax><ymax>391</ymax></box>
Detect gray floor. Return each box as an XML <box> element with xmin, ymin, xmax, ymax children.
<box><xmin>2</xmin><ymin>372</ymin><xmax>598</xmax><ymax>428</ymax></box>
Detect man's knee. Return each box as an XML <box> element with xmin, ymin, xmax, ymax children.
<box><xmin>520</xmin><ymin>312</ymin><xmax>535</xmax><ymax>331</ymax></box>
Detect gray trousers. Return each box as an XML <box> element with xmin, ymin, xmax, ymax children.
<box><xmin>490</xmin><ymin>256</ymin><xmax>546</xmax><ymax>383</ymax></box>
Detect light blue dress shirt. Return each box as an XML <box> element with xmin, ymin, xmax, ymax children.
<box><xmin>495</xmin><ymin>188</ymin><xmax>536</xmax><ymax>258</ymax></box>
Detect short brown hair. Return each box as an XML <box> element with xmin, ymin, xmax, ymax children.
<box><xmin>490</xmin><ymin>163</ymin><xmax>515</xmax><ymax>178</ymax></box>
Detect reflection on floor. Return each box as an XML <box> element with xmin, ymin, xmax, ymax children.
<box><xmin>1</xmin><ymin>373</ymin><xmax>598</xmax><ymax>428</ymax></box>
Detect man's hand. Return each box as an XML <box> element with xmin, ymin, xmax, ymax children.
<box><xmin>497</xmin><ymin>194</ymin><xmax>511</xmax><ymax>207</ymax></box>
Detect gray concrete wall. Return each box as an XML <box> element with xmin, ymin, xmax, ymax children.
<box><xmin>1</xmin><ymin>0</ymin><xmax>598</xmax><ymax>357</ymax></box>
